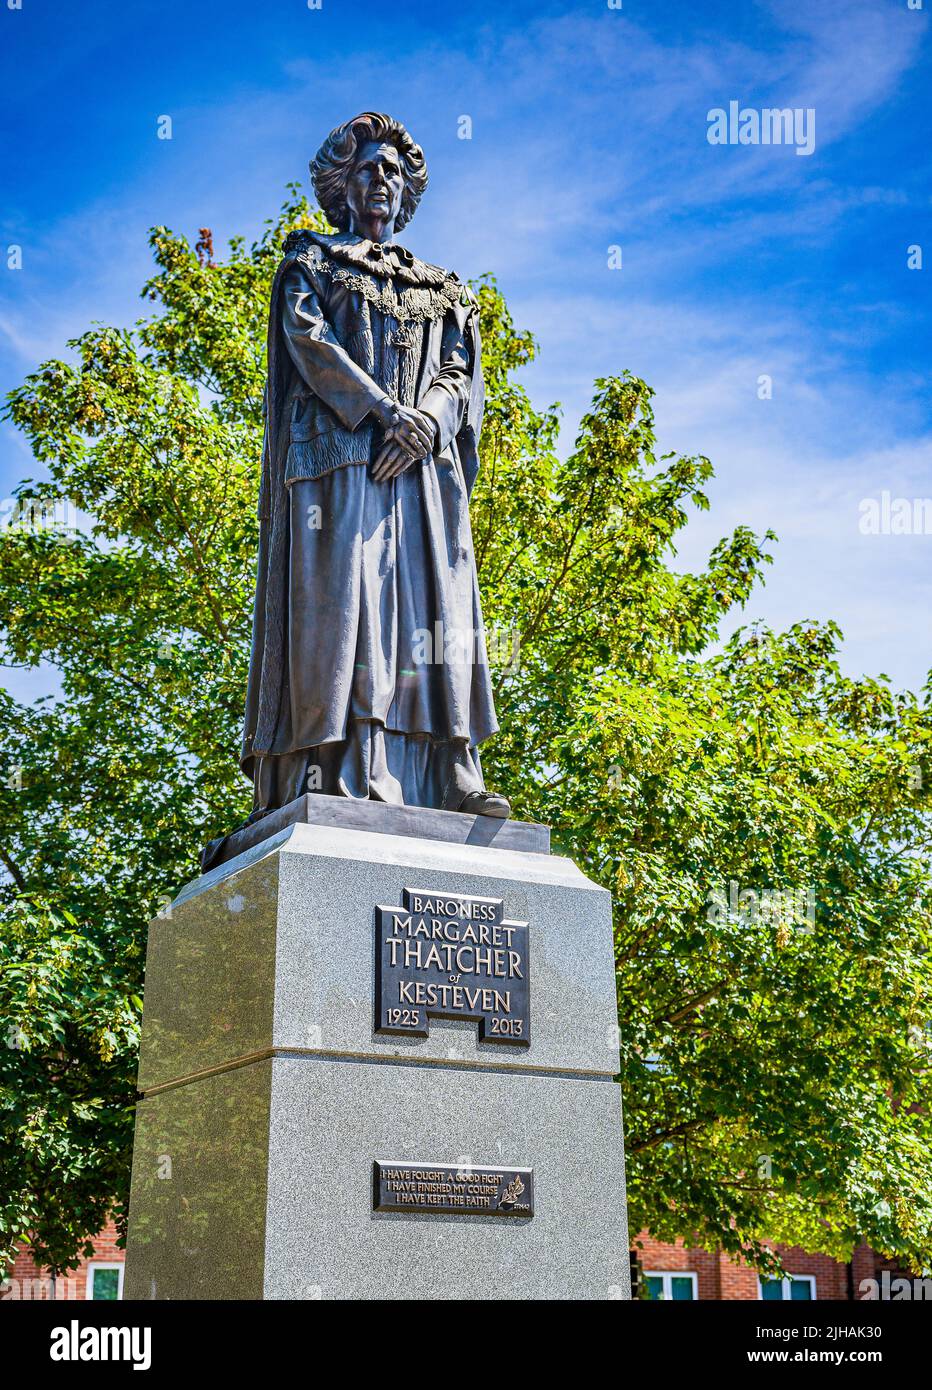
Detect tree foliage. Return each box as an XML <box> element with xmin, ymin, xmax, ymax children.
<box><xmin>2</xmin><ymin>190</ymin><xmax>930</xmax><ymax>1275</ymax></box>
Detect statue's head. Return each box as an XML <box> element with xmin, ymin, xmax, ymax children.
<box><xmin>310</xmin><ymin>112</ymin><xmax>428</xmax><ymax>237</ymax></box>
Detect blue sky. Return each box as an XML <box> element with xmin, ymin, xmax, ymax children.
<box><xmin>1</xmin><ymin>0</ymin><xmax>930</xmax><ymax>700</ymax></box>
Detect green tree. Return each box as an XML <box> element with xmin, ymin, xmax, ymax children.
<box><xmin>2</xmin><ymin>191</ymin><xmax>930</xmax><ymax>1275</ymax></box>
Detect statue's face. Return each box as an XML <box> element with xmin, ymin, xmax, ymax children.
<box><xmin>345</xmin><ymin>140</ymin><xmax>405</xmax><ymax>234</ymax></box>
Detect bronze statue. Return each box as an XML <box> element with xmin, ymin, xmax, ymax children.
<box><xmin>240</xmin><ymin>113</ymin><xmax>509</xmax><ymax>824</ymax></box>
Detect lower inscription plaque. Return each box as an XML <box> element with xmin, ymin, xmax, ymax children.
<box><xmin>373</xmin><ymin>1161</ymin><xmax>534</xmax><ymax>1217</ymax></box>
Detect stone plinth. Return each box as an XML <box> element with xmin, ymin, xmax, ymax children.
<box><xmin>125</xmin><ymin>805</ymin><xmax>630</xmax><ymax>1300</ymax></box>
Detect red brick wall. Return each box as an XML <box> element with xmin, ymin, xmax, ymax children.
<box><xmin>850</xmin><ymin>1242</ymin><xmax>922</xmax><ymax>1299</ymax></box>
<box><xmin>637</xmin><ymin>1231</ymin><xmax>756</xmax><ymax>1299</ymax></box>
<box><xmin>1</xmin><ymin>1219</ymin><xmax>124</xmax><ymax>1301</ymax></box>
<box><xmin>635</xmin><ymin>1231</ymin><xmax>855</xmax><ymax>1300</ymax></box>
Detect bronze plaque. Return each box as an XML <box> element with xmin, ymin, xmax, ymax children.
<box><xmin>374</xmin><ymin>888</ymin><xmax>530</xmax><ymax>1045</ymax></box>
<box><xmin>373</xmin><ymin>1161</ymin><xmax>534</xmax><ymax>1217</ymax></box>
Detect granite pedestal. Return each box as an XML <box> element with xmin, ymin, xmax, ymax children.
<box><xmin>124</xmin><ymin>798</ymin><xmax>630</xmax><ymax>1300</ymax></box>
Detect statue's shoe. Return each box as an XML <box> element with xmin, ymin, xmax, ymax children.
<box><xmin>457</xmin><ymin>790</ymin><xmax>511</xmax><ymax>819</ymax></box>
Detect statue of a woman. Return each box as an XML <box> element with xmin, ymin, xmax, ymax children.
<box><xmin>240</xmin><ymin>113</ymin><xmax>510</xmax><ymax>823</ymax></box>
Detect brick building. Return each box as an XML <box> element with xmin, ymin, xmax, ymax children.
<box><xmin>2</xmin><ymin>1220</ymin><xmax>124</xmax><ymax>1301</ymax></box>
<box><xmin>634</xmin><ymin>1232</ymin><xmax>918</xmax><ymax>1301</ymax></box>
<box><xmin>2</xmin><ymin>1220</ymin><xmax>913</xmax><ymax>1300</ymax></box>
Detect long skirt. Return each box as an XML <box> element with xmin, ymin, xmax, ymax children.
<box><xmin>251</xmin><ymin>454</ymin><xmax>496</xmax><ymax>814</ymax></box>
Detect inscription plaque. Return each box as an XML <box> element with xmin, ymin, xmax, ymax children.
<box><xmin>373</xmin><ymin>1161</ymin><xmax>534</xmax><ymax>1217</ymax></box>
<box><xmin>375</xmin><ymin>888</ymin><xmax>530</xmax><ymax>1045</ymax></box>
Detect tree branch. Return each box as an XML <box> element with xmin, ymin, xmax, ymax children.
<box><xmin>652</xmin><ymin>980</ymin><xmax>730</xmax><ymax>1027</ymax></box>
<box><xmin>0</xmin><ymin>846</ymin><xmax>27</xmax><ymax>891</ymax></box>
<box><xmin>627</xmin><ymin>1116</ymin><xmax>715</xmax><ymax>1154</ymax></box>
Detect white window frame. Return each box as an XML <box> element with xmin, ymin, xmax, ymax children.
<box><xmin>644</xmin><ymin>1270</ymin><xmax>699</xmax><ymax>1301</ymax></box>
<box><xmin>757</xmin><ymin>1273</ymin><xmax>816</xmax><ymax>1301</ymax></box>
<box><xmin>85</xmin><ymin>1261</ymin><xmax>124</xmax><ymax>1300</ymax></box>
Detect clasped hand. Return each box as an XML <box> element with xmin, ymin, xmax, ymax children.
<box><xmin>371</xmin><ymin>400</ymin><xmax>436</xmax><ymax>481</ymax></box>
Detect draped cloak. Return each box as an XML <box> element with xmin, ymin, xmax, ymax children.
<box><xmin>239</xmin><ymin>229</ymin><xmax>498</xmax><ymax>810</ymax></box>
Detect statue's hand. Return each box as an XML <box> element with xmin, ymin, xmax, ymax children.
<box><xmin>371</xmin><ymin>439</ymin><xmax>420</xmax><ymax>481</ymax></box>
<box><xmin>369</xmin><ymin>401</ymin><xmax>437</xmax><ymax>478</ymax></box>
<box><xmin>388</xmin><ymin>405</ymin><xmax>436</xmax><ymax>459</ymax></box>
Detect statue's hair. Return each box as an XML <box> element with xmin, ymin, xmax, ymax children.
<box><xmin>310</xmin><ymin>112</ymin><xmax>428</xmax><ymax>232</ymax></box>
